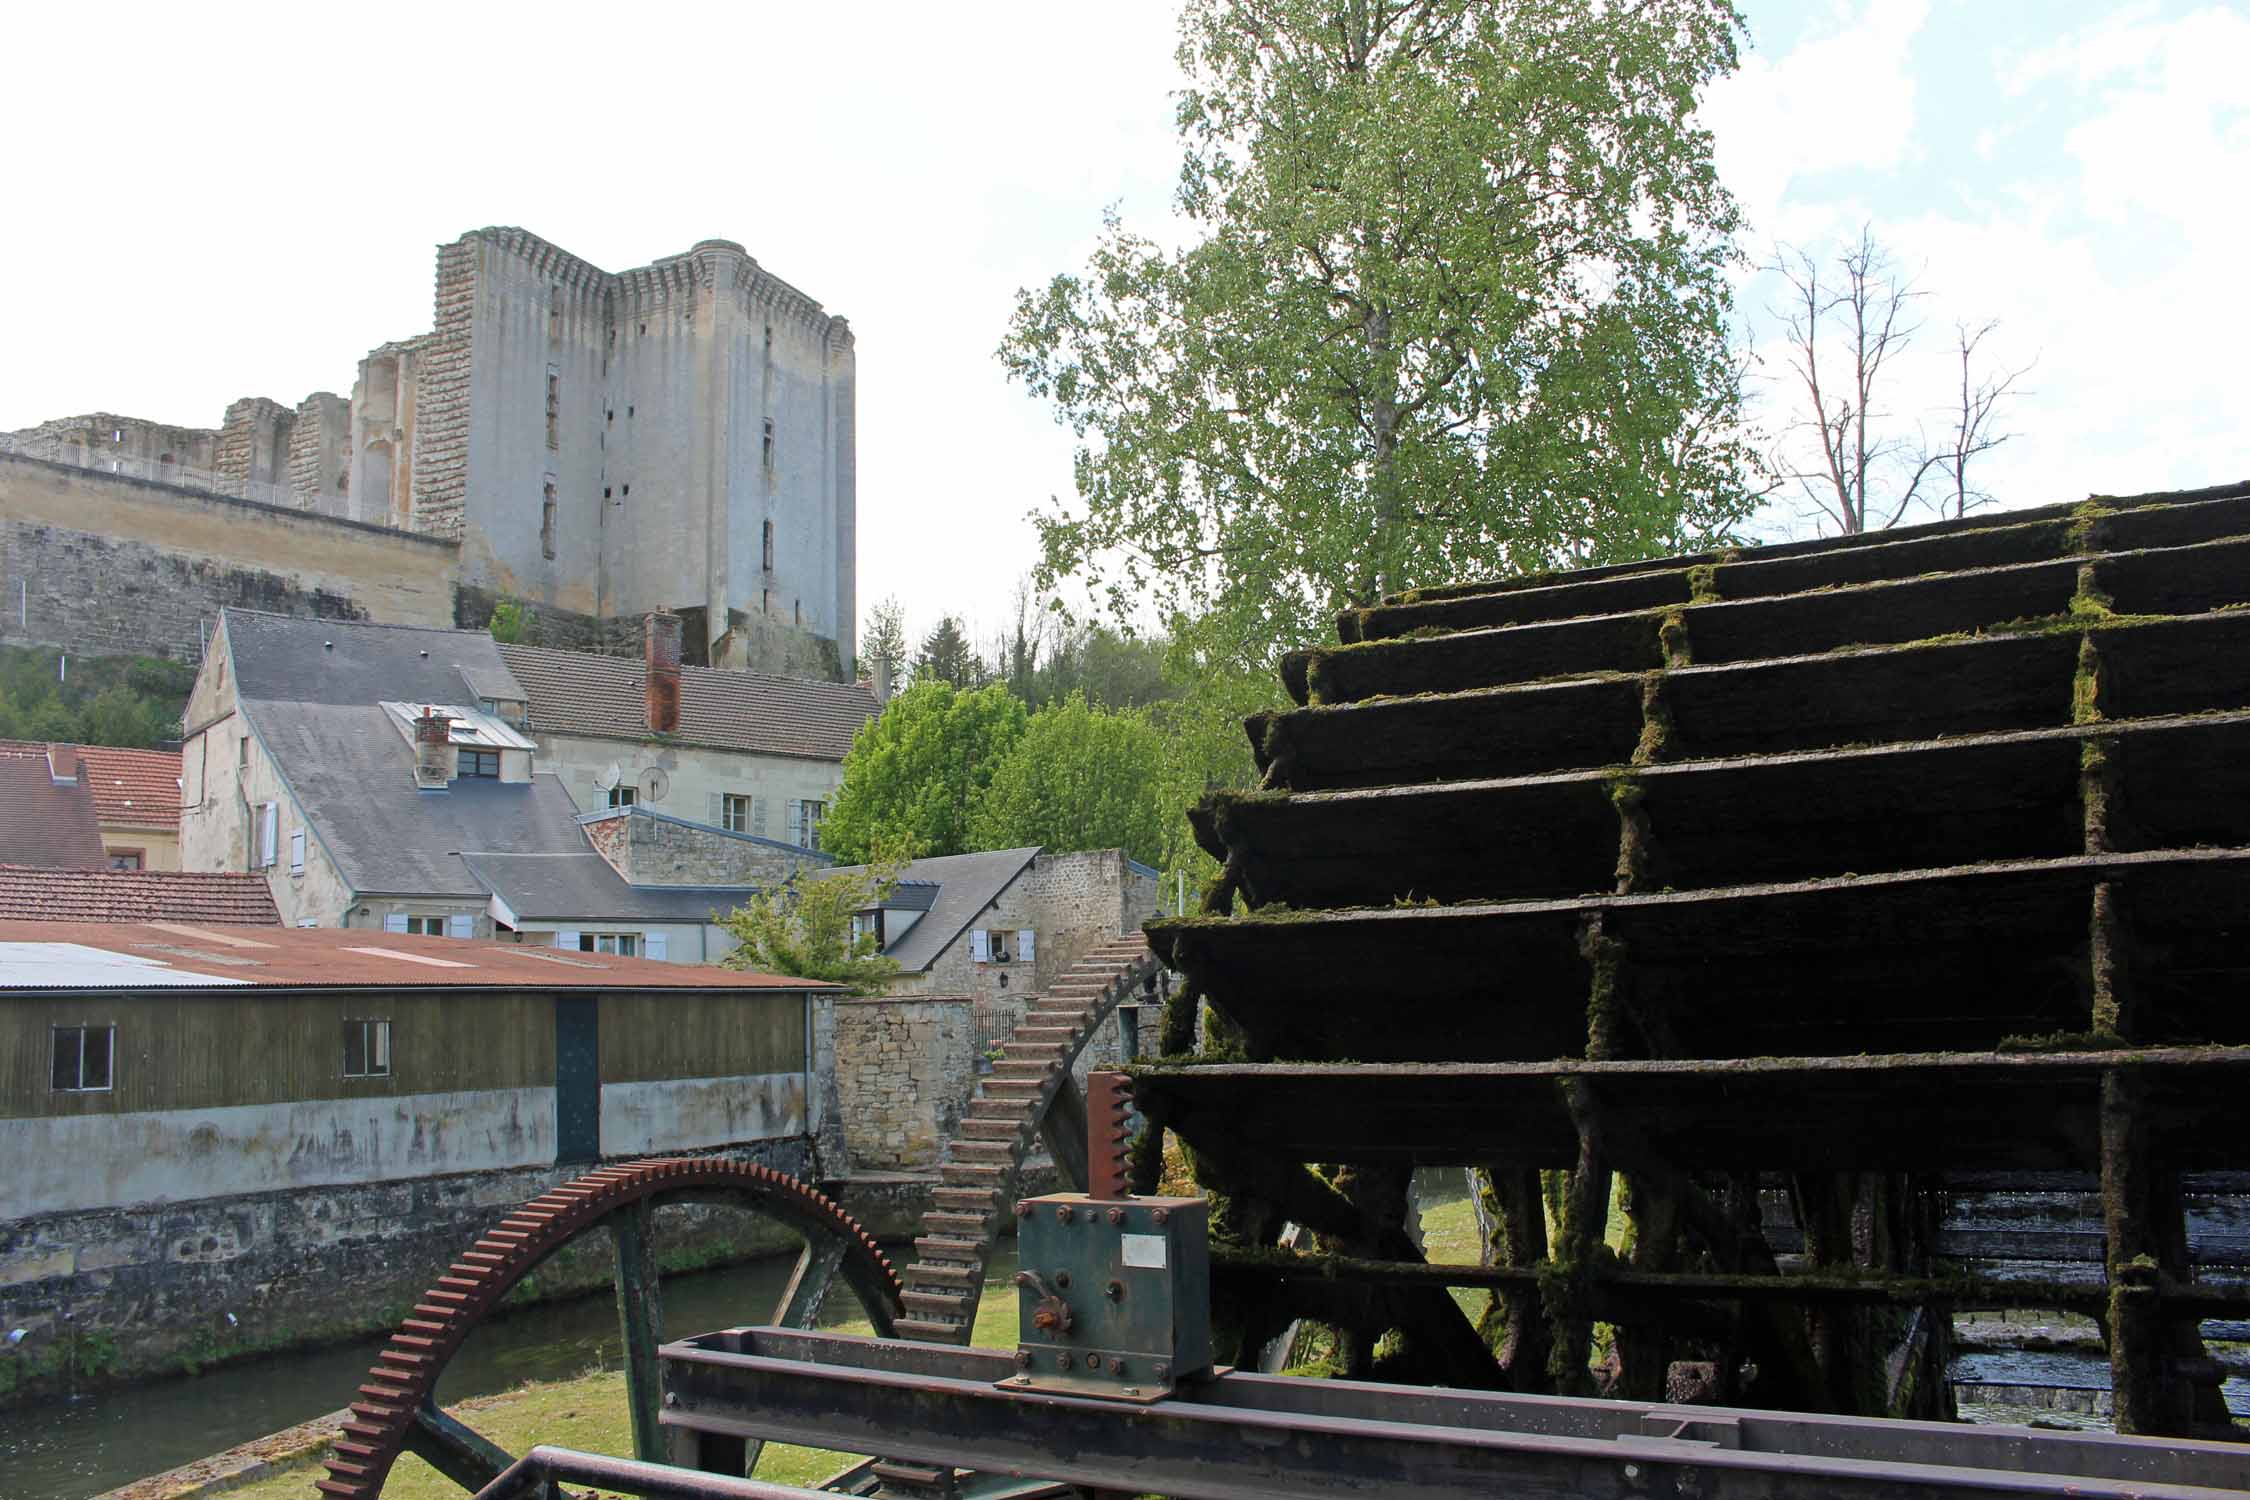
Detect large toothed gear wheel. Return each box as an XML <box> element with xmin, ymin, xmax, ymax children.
<box><xmin>317</xmin><ymin>1157</ymin><xmax>900</xmax><ymax>1499</ymax></box>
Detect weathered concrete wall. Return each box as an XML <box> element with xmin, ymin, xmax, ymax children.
<box><xmin>600</xmin><ymin>1073</ymin><xmax>805</xmax><ymax>1156</ymax></box>
<box><xmin>833</xmin><ymin>995</ymin><xmax>974</xmax><ymax>1169</ymax></box>
<box><xmin>0</xmin><ymin>1138</ymin><xmax>810</xmax><ymax>1401</ymax></box>
<box><xmin>0</xmin><ymin>1088</ymin><xmax>556</xmax><ymax>1218</ymax></box>
<box><xmin>0</xmin><ymin>455</ymin><xmax>457</xmax><ymax>662</ymax></box>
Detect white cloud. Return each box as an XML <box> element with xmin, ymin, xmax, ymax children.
<box><xmin>1703</xmin><ymin>0</ymin><xmax>1931</xmax><ymax>245</ymax></box>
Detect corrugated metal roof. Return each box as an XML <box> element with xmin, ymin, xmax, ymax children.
<box><xmin>0</xmin><ymin>921</ymin><xmax>836</xmax><ymax>991</ymax></box>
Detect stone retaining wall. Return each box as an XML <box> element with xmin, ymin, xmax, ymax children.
<box><xmin>833</xmin><ymin>996</ymin><xmax>975</xmax><ymax>1170</ymax></box>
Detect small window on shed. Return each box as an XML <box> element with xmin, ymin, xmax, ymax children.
<box><xmin>52</xmin><ymin>1025</ymin><xmax>114</xmax><ymax>1092</ymax></box>
<box><xmin>344</xmin><ymin>1019</ymin><xmax>392</xmax><ymax>1078</ymax></box>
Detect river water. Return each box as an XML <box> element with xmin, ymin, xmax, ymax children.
<box><xmin>0</xmin><ymin>1243</ymin><xmax>970</xmax><ymax>1500</ymax></box>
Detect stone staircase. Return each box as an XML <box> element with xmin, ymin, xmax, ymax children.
<box><xmin>890</xmin><ymin>937</ymin><xmax>1162</xmax><ymax>1345</ymax></box>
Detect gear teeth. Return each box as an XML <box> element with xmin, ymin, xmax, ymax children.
<box><xmin>316</xmin><ymin>1157</ymin><xmax>900</xmax><ymax>1498</ymax></box>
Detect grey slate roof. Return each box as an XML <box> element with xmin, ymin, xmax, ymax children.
<box><xmin>497</xmin><ymin>643</ymin><xmax>876</xmax><ymax>762</ymax></box>
<box><xmin>819</xmin><ymin>847</ymin><xmax>1039</xmax><ymax>973</ymax></box>
<box><xmin>225</xmin><ymin>612</ymin><xmax>589</xmax><ymax>899</ymax></box>
<box><xmin>0</xmin><ymin>756</ymin><xmax>109</xmax><ymax>869</ymax></box>
<box><xmin>460</xmin><ymin>851</ymin><xmax>762</xmax><ymax>924</ymax></box>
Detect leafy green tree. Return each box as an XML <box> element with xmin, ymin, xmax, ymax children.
<box><xmin>970</xmin><ymin>692</ymin><xmax>1169</xmax><ymax>868</ymax></box>
<box><xmin>1001</xmin><ymin>0</ymin><xmax>1758</xmax><ymax>670</ymax></box>
<box><xmin>77</xmin><ymin>685</ymin><xmax>163</xmax><ymax>747</ymax></box>
<box><xmin>820</xmin><ymin>680</ymin><xmax>1027</xmax><ymax>862</ymax></box>
<box><xmin>913</xmin><ymin>615</ymin><xmax>986</xmax><ymax>690</ymax></box>
<box><xmin>0</xmin><ymin>645</ymin><xmax>189</xmax><ymax>747</ymax></box>
<box><xmin>716</xmin><ymin>844</ymin><xmax>908</xmax><ymax>994</ymax></box>
<box><xmin>860</xmin><ymin>595</ymin><xmax>909</xmax><ymax>681</ymax></box>
<box><xmin>486</xmin><ymin>598</ymin><xmax>530</xmax><ymax>645</ymax></box>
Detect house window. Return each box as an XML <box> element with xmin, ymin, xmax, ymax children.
<box><xmin>541</xmin><ymin>480</ymin><xmax>558</xmax><ymax>560</ymax></box>
<box><xmin>461</xmin><ymin>749</ymin><xmax>501</xmax><ymax>778</ymax></box>
<box><xmin>545</xmin><ymin>369</ymin><xmax>561</xmax><ymax>449</ymax></box>
<box><xmin>343</xmin><ymin>1019</ymin><xmax>392</xmax><ymax>1078</ymax></box>
<box><xmin>722</xmin><ymin>793</ymin><xmax>752</xmax><ymax>833</ymax></box>
<box><xmin>109</xmin><ymin>849</ymin><xmax>145</xmax><ymax>872</ymax></box>
<box><xmin>51</xmin><ymin>1025</ymin><xmax>114</xmax><ymax>1092</ymax></box>
<box><xmin>607</xmin><ymin>784</ymin><xmax>637</xmax><ymax>808</ymax></box>
<box><xmin>762</xmin><ymin>418</ymin><xmax>775</xmax><ymax>469</ymax></box>
<box><xmin>578</xmin><ymin>932</ymin><xmax>640</xmax><ymax>957</ymax></box>
<box><xmin>796</xmin><ymin>799</ymin><xmax>825</xmax><ymax>850</ymax></box>
<box><xmin>238</xmin><ymin>735</ymin><xmax>250</xmax><ymax>770</ymax></box>
<box><xmin>969</xmin><ymin>928</ymin><xmax>1037</xmax><ymax>965</ymax></box>
<box><xmin>762</xmin><ymin>519</ymin><xmax>774</xmax><ymax>571</ymax></box>
<box><xmin>402</xmin><ymin>915</ymin><xmax>446</xmax><ymax>936</ymax></box>
<box><xmin>256</xmin><ymin>801</ymin><xmax>279</xmax><ymax>868</ymax></box>
<box><xmin>851</xmin><ymin>909</ymin><xmax>886</xmax><ymax>949</ymax></box>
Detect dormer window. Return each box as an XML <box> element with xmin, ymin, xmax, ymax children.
<box><xmin>461</xmin><ymin>749</ymin><xmax>501</xmax><ymax>778</ymax></box>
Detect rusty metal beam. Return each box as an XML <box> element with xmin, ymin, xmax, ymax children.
<box><xmin>660</xmin><ymin>1329</ymin><xmax>2250</xmax><ymax>1500</ymax></box>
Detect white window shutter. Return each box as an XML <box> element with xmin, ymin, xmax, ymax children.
<box><xmin>644</xmin><ymin>931</ymin><xmax>668</xmax><ymax>961</ymax></box>
<box><xmin>786</xmin><ymin>799</ymin><xmax>802</xmax><ymax>846</ymax></box>
<box><xmin>752</xmin><ymin>796</ymin><xmax>767</xmax><ymax>836</ymax></box>
<box><xmin>446</xmin><ymin>913</ymin><xmax>474</xmax><ymax>940</ymax></box>
<box><xmin>708</xmin><ymin>792</ymin><xmax>723</xmax><ymax>826</ymax></box>
<box><xmin>383</xmin><ymin>912</ymin><xmax>410</xmax><ymax>934</ymax></box>
<box><xmin>1017</xmin><ymin>929</ymin><xmax>1035</xmax><ymax>965</ymax></box>
<box><xmin>289</xmin><ymin>828</ymin><xmax>306</xmax><ymax>873</ymax></box>
<box><xmin>258</xmin><ymin>802</ymin><xmax>278</xmax><ymax>867</ymax></box>
<box><xmin>554</xmin><ymin>929</ymin><xmax>581</xmax><ymax>950</ymax></box>
<box><xmin>970</xmin><ymin>929</ymin><xmax>990</xmax><ymax>963</ymax></box>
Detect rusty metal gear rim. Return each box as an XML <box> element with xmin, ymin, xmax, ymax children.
<box><xmin>317</xmin><ymin>1157</ymin><xmax>900</xmax><ymax>1500</ymax></box>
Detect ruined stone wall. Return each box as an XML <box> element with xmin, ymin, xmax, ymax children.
<box><xmin>581</xmin><ymin>807</ymin><xmax>828</xmax><ymax>887</ymax></box>
<box><xmin>214</xmin><ymin>397</ymin><xmax>293</xmax><ymax>486</ymax></box>
<box><xmin>833</xmin><ymin>995</ymin><xmax>975</xmax><ymax>1170</ymax></box>
<box><xmin>0</xmin><ymin>1139</ymin><xmax>809</xmax><ymax>1403</ymax></box>
<box><xmin>0</xmin><ymin>454</ymin><xmax>456</xmax><ymax>662</ymax></box>
<box><xmin>451</xmin><ymin>582</ymin><xmax>636</xmax><ymax>655</ymax></box>
<box><xmin>3</xmin><ymin>413</ymin><xmax>217</xmax><ymax>469</ymax></box>
<box><xmin>286</xmin><ymin>392</ymin><xmax>350</xmax><ymax>500</ymax></box>
<box><xmin>411</xmin><ymin>237</ymin><xmax>477</xmax><ymax>538</ymax></box>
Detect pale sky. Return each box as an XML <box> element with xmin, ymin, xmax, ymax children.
<box><xmin>1</xmin><ymin>2</ymin><xmax>2241</xmax><ymax>653</ymax></box>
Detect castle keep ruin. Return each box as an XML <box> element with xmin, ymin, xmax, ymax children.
<box><xmin>3</xmin><ymin>228</ymin><xmax>856</xmax><ymax>675</ymax></box>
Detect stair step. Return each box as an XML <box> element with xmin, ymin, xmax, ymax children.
<box><xmin>924</xmin><ymin>1210</ymin><xmax>992</xmax><ymax>1234</ymax></box>
<box><xmin>951</xmin><ymin>1139</ymin><xmax>1015</xmax><ymax>1161</ymax></box>
<box><xmin>1011</xmin><ymin>1025</ymin><xmax>1077</xmax><ymax>1040</ymax></box>
<box><xmin>942</xmin><ymin>1162</ymin><xmax>1008</xmax><ymax>1181</ymax></box>
<box><xmin>1002</xmin><ymin>1041</ymin><xmax>1067</xmax><ymax>1059</ymax></box>
<box><xmin>905</xmin><ymin>1262</ymin><xmax>982</xmax><ymax>1288</ymax></box>
<box><xmin>958</xmin><ymin>1118</ymin><xmax>1023</xmax><ymax>1140</ymax></box>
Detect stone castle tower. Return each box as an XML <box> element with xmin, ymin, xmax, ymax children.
<box><xmin>5</xmin><ymin>228</ymin><xmax>856</xmax><ymax>675</ymax></box>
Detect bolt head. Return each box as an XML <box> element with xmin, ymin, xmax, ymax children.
<box><xmin>1014</xmin><ymin>1271</ymin><xmax>1032</xmax><ymax>1287</ymax></box>
<box><xmin>1151</xmin><ymin>1207</ymin><xmax>1169</xmax><ymax>1225</ymax></box>
<box><xmin>1056</xmin><ymin>1352</ymin><xmax>1072</xmax><ymax>1370</ymax></box>
<box><xmin>1056</xmin><ymin>1204</ymin><xmax>1075</xmax><ymax>1224</ymax></box>
<box><xmin>1108</xmin><ymin>1357</ymin><xmax>1126</xmax><ymax>1375</ymax></box>
<box><xmin>1015</xmin><ymin>1349</ymin><xmax>1032</xmax><ymax>1368</ymax></box>
<box><xmin>1014</xmin><ymin>1200</ymin><xmax>1033</xmax><ymax>1219</ymax></box>
<box><xmin>1106</xmin><ymin>1207</ymin><xmax>1125</xmax><ymax>1225</ymax></box>
<box><xmin>664</xmin><ymin>1391</ymin><xmax>679</xmax><ymax>1407</ymax></box>
<box><xmin>1153</xmin><ymin>1362</ymin><xmax>1169</xmax><ymax>1380</ymax></box>
<box><xmin>1086</xmin><ymin>1352</ymin><xmax>1101</xmax><ymax>1370</ymax></box>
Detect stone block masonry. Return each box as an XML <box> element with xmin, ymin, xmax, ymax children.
<box><xmin>0</xmin><ymin>1141</ymin><xmax>808</xmax><ymax>1403</ymax></box>
<box><xmin>0</xmin><ymin>455</ymin><xmax>457</xmax><ymax>661</ymax></box>
<box><xmin>834</xmin><ymin>996</ymin><xmax>976</xmax><ymax>1170</ymax></box>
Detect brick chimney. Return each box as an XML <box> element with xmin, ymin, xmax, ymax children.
<box><xmin>413</xmin><ymin>709</ymin><xmax>452</xmax><ymax>790</ymax></box>
<box><xmin>645</xmin><ymin>610</ymin><xmax>682</xmax><ymax>734</ymax></box>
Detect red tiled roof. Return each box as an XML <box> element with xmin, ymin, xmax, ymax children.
<box><xmin>0</xmin><ymin>866</ymin><xmax>280</xmax><ymax>925</ymax></box>
<box><xmin>0</xmin><ymin>919</ymin><xmax>840</xmax><ymax>990</ymax></box>
<box><xmin>0</xmin><ymin>754</ymin><xmax>108</xmax><ymax>868</ymax></box>
<box><xmin>0</xmin><ymin>741</ymin><xmax>180</xmax><ymax>828</ymax></box>
<box><xmin>496</xmin><ymin>644</ymin><xmax>876</xmax><ymax>762</ymax></box>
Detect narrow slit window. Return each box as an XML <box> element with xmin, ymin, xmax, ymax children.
<box><xmin>762</xmin><ymin>418</ymin><xmax>775</xmax><ymax>469</ymax></box>
<box><xmin>541</xmin><ymin>480</ymin><xmax>558</xmax><ymax>560</ymax></box>
<box><xmin>545</xmin><ymin>369</ymin><xmax>560</xmax><ymax>449</ymax></box>
<box><xmin>762</xmin><ymin>519</ymin><xmax>774</xmax><ymax>571</ymax></box>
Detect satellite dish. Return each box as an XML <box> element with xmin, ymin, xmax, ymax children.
<box><xmin>641</xmin><ymin>766</ymin><xmax>670</xmax><ymax>804</ymax></box>
<box><xmin>594</xmin><ymin>763</ymin><xmax>622</xmax><ymax>792</ymax></box>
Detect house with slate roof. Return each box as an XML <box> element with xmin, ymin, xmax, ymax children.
<box><xmin>497</xmin><ymin>625</ymin><xmax>874</xmax><ymax>850</ymax></box>
<box><xmin>177</xmin><ymin>609</ymin><xmax>833</xmax><ymax>959</ymax></box>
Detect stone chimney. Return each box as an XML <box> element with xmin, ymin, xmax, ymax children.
<box><xmin>874</xmin><ymin>654</ymin><xmax>894</xmax><ymax>707</ymax></box>
<box><xmin>413</xmin><ymin>709</ymin><xmax>452</xmax><ymax>790</ymax></box>
<box><xmin>645</xmin><ymin>611</ymin><xmax>682</xmax><ymax>734</ymax></box>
